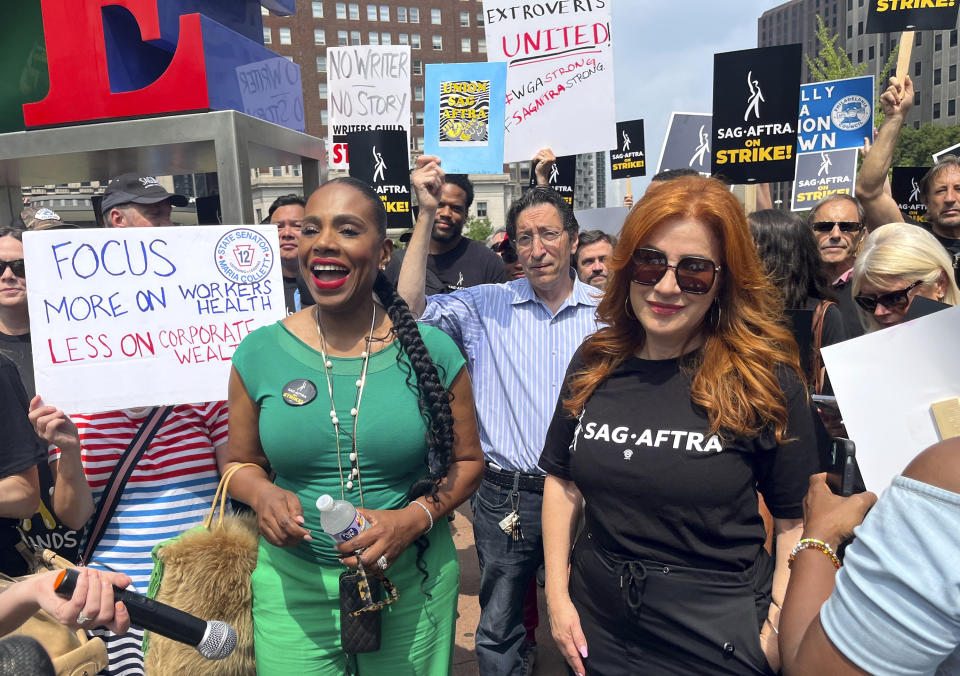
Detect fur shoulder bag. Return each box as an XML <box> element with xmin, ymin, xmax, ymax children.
<box><xmin>143</xmin><ymin>463</ymin><xmax>260</xmax><ymax>676</ymax></box>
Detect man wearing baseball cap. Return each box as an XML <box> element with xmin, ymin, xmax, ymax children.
<box><xmin>100</xmin><ymin>173</ymin><xmax>188</xmax><ymax>228</ymax></box>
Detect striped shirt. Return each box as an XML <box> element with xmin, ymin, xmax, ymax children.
<box><xmin>420</xmin><ymin>276</ymin><xmax>600</xmax><ymax>473</ymax></box>
<box><xmin>49</xmin><ymin>402</ymin><xmax>228</xmax><ymax>676</ymax></box>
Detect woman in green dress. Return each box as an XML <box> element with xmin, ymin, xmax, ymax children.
<box><xmin>223</xmin><ymin>170</ymin><xmax>484</xmax><ymax>675</ymax></box>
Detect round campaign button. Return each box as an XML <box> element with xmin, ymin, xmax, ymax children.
<box><xmin>282</xmin><ymin>379</ymin><xmax>317</xmax><ymax>406</ymax></box>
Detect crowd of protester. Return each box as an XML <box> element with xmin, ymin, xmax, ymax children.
<box><xmin>2</xmin><ymin>75</ymin><xmax>960</xmax><ymax>676</ymax></box>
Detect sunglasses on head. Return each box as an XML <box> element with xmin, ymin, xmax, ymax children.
<box><xmin>630</xmin><ymin>248</ymin><xmax>720</xmax><ymax>294</ymax></box>
<box><xmin>811</xmin><ymin>221</ymin><xmax>863</xmax><ymax>234</ymax></box>
<box><xmin>0</xmin><ymin>259</ymin><xmax>25</xmax><ymax>277</ymax></box>
<box><xmin>854</xmin><ymin>280</ymin><xmax>922</xmax><ymax>313</ymax></box>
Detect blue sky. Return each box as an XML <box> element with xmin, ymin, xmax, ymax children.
<box><xmin>606</xmin><ymin>0</ymin><xmax>779</xmax><ymax>203</ymax></box>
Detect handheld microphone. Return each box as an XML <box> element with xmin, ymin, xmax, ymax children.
<box><xmin>54</xmin><ymin>568</ymin><xmax>236</xmax><ymax>660</ymax></box>
<box><xmin>0</xmin><ymin>636</ymin><xmax>55</xmax><ymax>676</ymax></box>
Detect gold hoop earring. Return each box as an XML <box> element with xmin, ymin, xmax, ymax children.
<box><xmin>624</xmin><ymin>296</ymin><xmax>636</xmax><ymax>320</ymax></box>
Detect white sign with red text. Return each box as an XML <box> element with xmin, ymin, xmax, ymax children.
<box><xmin>483</xmin><ymin>0</ymin><xmax>616</xmax><ymax>162</ymax></box>
<box><xmin>24</xmin><ymin>226</ymin><xmax>285</xmax><ymax>414</ymax></box>
<box><xmin>327</xmin><ymin>45</ymin><xmax>411</xmax><ymax>169</ymax></box>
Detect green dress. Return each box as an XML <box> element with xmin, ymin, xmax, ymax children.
<box><xmin>232</xmin><ymin>320</ymin><xmax>466</xmax><ymax>675</ymax></box>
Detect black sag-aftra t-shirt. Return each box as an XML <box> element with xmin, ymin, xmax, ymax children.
<box><xmin>385</xmin><ymin>236</ymin><xmax>506</xmax><ymax>295</ymax></box>
<box><xmin>539</xmin><ymin>349</ymin><xmax>819</xmax><ymax>572</ymax></box>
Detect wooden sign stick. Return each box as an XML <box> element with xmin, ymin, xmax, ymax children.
<box><xmin>896</xmin><ymin>30</ymin><xmax>915</xmax><ymax>83</ymax></box>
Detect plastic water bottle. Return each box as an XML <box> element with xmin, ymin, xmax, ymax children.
<box><xmin>316</xmin><ymin>494</ymin><xmax>368</xmax><ymax>544</ymax></box>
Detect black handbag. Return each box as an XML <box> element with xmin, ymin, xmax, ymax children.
<box><xmin>338</xmin><ymin>569</ymin><xmax>382</xmax><ymax>654</ymax></box>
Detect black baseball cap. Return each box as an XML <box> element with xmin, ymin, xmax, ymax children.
<box><xmin>101</xmin><ymin>173</ymin><xmax>188</xmax><ymax>214</ymax></box>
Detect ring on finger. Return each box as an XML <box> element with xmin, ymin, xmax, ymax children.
<box><xmin>76</xmin><ymin>613</ymin><xmax>93</xmax><ymax>625</ymax></box>
<box><xmin>376</xmin><ymin>555</ymin><xmax>388</xmax><ymax>570</ymax></box>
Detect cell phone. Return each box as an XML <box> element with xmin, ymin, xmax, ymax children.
<box><xmin>825</xmin><ymin>438</ymin><xmax>864</xmax><ymax>497</ymax></box>
<box><xmin>811</xmin><ymin>394</ymin><xmax>842</xmax><ymax>418</ymax></box>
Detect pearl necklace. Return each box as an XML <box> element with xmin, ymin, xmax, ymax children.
<box><xmin>315</xmin><ymin>304</ymin><xmax>377</xmax><ymax>504</ymax></box>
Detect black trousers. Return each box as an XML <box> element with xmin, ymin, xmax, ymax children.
<box><xmin>569</xmin><ymin>530</ymin><xmax>776</xmax><ymax>676</ymax></box>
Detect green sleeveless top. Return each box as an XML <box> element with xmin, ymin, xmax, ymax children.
<box><xmin>232</xmin><ymin>320</ymin><xmax>466</xmax><ymax>564</ymax></box>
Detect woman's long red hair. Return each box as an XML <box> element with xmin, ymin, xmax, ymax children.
<box><xmin>563</xmin><ymin>176</ymin><xmax>804</xmax><ymax>442</ymax></box>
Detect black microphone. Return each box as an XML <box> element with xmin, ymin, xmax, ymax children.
<box><xmin>0</xmin><ymin>635</ymin><xmax>55</xmax><ymax>676</ymax></box>
<box><xmin>54</xmin><ymin>568</ymin><xmax>236</xmax><ymax>660</ymax></box>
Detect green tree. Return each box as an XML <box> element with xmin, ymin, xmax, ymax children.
<box><xmin>804</xmin><ymin>15</ymin><xmax>897</xmax><ymax>125</ymax></box>
<box><xmin>894</xmin><ymin>123</ymin><xmax>960</xmax><ymax>167</ymax></box>
<box><xmin>464</xmin><ymin>216</ymin><xmax>493</xmax><ymax>243</ymax></box>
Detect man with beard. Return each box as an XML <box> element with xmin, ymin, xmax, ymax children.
<box><xmin>384</xmin><ymin>174</ymin><xmax>505</xmax><ymax>293</ymax></box>
<box><xmin>573</xmin><ymin>230</ymin><xmax>615</xmax><ymax>291</ymax></box>
<box><xmin>857</xmin><ymin>75</ymin><xmax>960</xmax><ymax>282</ymax></box>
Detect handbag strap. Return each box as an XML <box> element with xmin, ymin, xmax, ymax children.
<box><xmin>202</xmin><ymin>462</ymin><xmax>261</xmax><ymax>530</ymax></box>
<box><xmin>810</xmin><ymin>299</ymin><xmax>835</xmax><ymax>395</ymax></box>
<box><xmin>79</xmin><ymin>406</ymin><xmax>173</xmax><ymax>565</ymax></box>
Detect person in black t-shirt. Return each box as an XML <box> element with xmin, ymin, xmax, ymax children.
<box><xmin>851</xmin><ymin>222</ymin><xmax>960</xmax><ymax>333</ymax></box>
<box><xmin>0</xmin><ymin>227</ymin><xmax>34</xmax><ymax>399</ymax></box>
<box><xmin>0</xmin><ymin>354</ymin><xmax>44</xmax><ymax>575</ymax></box>
<box><xmin>540</xmin><ymin>176</ymin><xmax>818</xmax><ymax>676</ymax></box>
<box><xmin>384</xmin><ymin>174</ymin><xmax>505</xmax><ymax>294</ymax></box>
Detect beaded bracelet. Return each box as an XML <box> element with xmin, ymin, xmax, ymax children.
<box><xmin>788</xmin><ymin>538</ymin><xmax>841</xmax><ymax>569</ymax></box>
<box><xmin>410</xmin><ymin>499</ymin><xmax>434</xmax><ymax>534</ymax></box>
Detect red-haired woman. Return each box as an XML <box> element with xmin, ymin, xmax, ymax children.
<box><xmin>540</xmin><ymin>176</ymin><xmax>819</xmax><ymax>676</ymax></box>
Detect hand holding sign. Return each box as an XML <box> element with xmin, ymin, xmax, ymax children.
<box><xmin>880</xmin><ymin>75</ymin><xmax>913</xmax><ymax>121</ymax></box>
<box><xmin>532</xmin><ymin>147</ymin><xmax>557</xmax><ymax>186</ymax></box>
<box><xmin>28</xmin><ymin>396</ymin><xmax>81</xmax><ymax>454</ymax></box>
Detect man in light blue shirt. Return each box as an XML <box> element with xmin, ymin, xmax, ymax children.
<box><xmin>401</xmin><ymin>155</ymin><xmax>600</xmax><ymax>676</ymax></box>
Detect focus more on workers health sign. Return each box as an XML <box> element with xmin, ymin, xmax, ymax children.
<box><xmin>610</xmin><ymin>119</ymin><xmax>646</xmax><ymax>179</ymax></box>
<box><xmin>346</xmin><ymin>129</ymin><xmax>412</xmax><ymax>229</ymax></box>
<box><xmin>798</xmin><ymin>76</ymin><xmax>874</xmax><ymax>153</ymax></box>
<box><xmin>423</xmin><ymin>61</ymin><xmax>507</xmax><ymax>174</ymax></box>
<box><xmin>327</xmin><ymin>45</ymin><xmax>411</xmax><ymax>169</ymax></box>
<box><xmin>790</xmin><ymin>148</ymin><xmax>859</xmax><ymax>211</ymax></box>
<box><xmin>483</xmin><ymin>0</ymin><xmax>615</xmax><ymax>163</ymax></box>
<box><xmin>712</xmin><ymin>44</ymin><xmax>802</xmax><ymax>184</ymax></box>
<box><xmin>866</xmin><ymin>0</ymin><xmax>960</xmax><ymax>33</ymax></box>
<box><xmin>24</xmin><ymin>226</ymin><xmax>285</xmax><ymax>414</ymax></box>
<box><xmin>657</xmin><ymin>113</ymin><xmax>712</xmax><ymax>175</ymax></box>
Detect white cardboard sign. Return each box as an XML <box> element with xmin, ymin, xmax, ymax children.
<box><xmin>821</xmin><ymin>305</ymin><xmax>960</xmax><ymax>492</ymax></box>
<box><xmin>24</xmin><ymin>226</ymin><xmax>285</xmax><ymax>414</ymax></box>
<box><xmin>327</xmin><ymin>45</ymin><xmax>411</xmax><ymax>169</ymax></box>
<box><xmin>483</xmin><ymin>0</ymin><xmax>616</xmax><ymax>162</ymax></box>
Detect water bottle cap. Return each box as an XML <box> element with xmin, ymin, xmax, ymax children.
<box><xmin>316</xmin><ymin>494</ymin><xmax>334</xmax><ymax>512</ymax></box>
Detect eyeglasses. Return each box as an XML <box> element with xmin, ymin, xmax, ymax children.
<box><xmin>854</xmin><ymin>280</ymin><xmax>922</xmax><ymax>313</ymax></box>
<box><xmin>0</xmin><ymin>259</ymin><xmax>25</xmax><ymax>278</ymax></box>
<box><xmin>630</xmin><ymin>248</ymin><xmax>720</xmax><ymax>294</ymax></box>
<box><xmin>811</xmin><ymin>221</ymin><xmax>863</xmax><ymax>234</ymax></box>
<box><xmin>514</xmin><ymin>230</ymin><xmax>562</xmax><ymax>249</ymax></box>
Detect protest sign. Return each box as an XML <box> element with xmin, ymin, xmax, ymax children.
<box><xmin>798</xmin><ymin>76</ymin><xmax>874</xmax><ymax>153</ymax></box>
<box><xmin>483</xmin><ymin>0</ymin><xmax>615</xmax><ymax>162</ymax></box>
<box><xmin>527</xmin><ymin>153</ymin><xmax>576</xmax><ymax>206</ymax></box>
<box><xmin>327</xmin><ymin>45</ymin><xmax>411</xmax><ymax>168</ymax></box>
<box><xmin>609</xmin><ymin>119</ymin><xmax>646</xmax><ymax>179</ymax></box>
<box><xmin>24</xmin><ymin>226</ymin><xmax>285</xmax><ymax>414</ymax></box>
<box><xmin>891</xmin><ymin>166</ymin><xmax>929</xmax><ymax>222</ymax></box>
<box><xmin>933</xmin><ymin>140</ymin><xmax>960</xmax><ymax>163</ymax></box>
<box><xmin>657</xmin><ymin>113</ymin><xmax>712</xmax><ymax>175</ymax></box>
<box><xmin>790</xmin><ymin>148</ymin><xmax>858</xmax><ymax>211</ymax></box>
<box><xmin>712</xmin><ymin>45</ymin><xmax>802</xmax><ymax>184</ymax></box>
<box><xmin>423</xmin><ymin>61</ymin><xmax>507</xmax><ymax>174</ymax></box>
<box><xmin>346</xmin><ymin>129</ymin><xmax>412</xmax><ymax>229</ymax></box>
<box><xmin>866</xmin><ymin>0</ymin><xmax>960</xmax><ymax>33</ymax></box>
<box><xmin>822</xmin><ymin>305</ymin><xmax>960</xmax><ymax>492</ymax></box>
<box><xmin>235</xmin><ymin>56</ymin><xmax>305</xmax><ymax>133</ymax></box>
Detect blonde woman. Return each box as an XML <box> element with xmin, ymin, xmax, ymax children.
<box><xmin>851</xmin><ymin>223</ymin><xmax>960</xmax><ymax>331</ymax></box>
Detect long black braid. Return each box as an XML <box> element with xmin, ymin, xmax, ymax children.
<box><xmin>322</xmin><ymin>177</ymin><xmax>457</xmax><ymax>585</ymax></box>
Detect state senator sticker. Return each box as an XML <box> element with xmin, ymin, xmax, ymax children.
<box><xmin>214</xmin><ymin>228</ymin><xmax>274</xmax><ymax>284</ymax></box>
<box><xmin>282</xmin><ymin>379</ymin><xmax>317</xmax><ymax>406</ymax></box>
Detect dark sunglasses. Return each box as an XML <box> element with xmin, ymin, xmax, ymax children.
<box><xmin>0</xmin><ymin>259</ymin><xmax>25</xmax><ymax>277</ymax></box>
<box><xmin>854</xmin><ymin>280</ymin><xmax>922</xmax><ymax>313</ymax></box>
<box><xmin>630</xmin><ymin>248</ymin><xmax>720</xmax><ymax>294</ymax></box>
<box><xmin>811</xmin><ymin>221</ymin><xmax>863</xmax><ymax>234</ymax></box>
